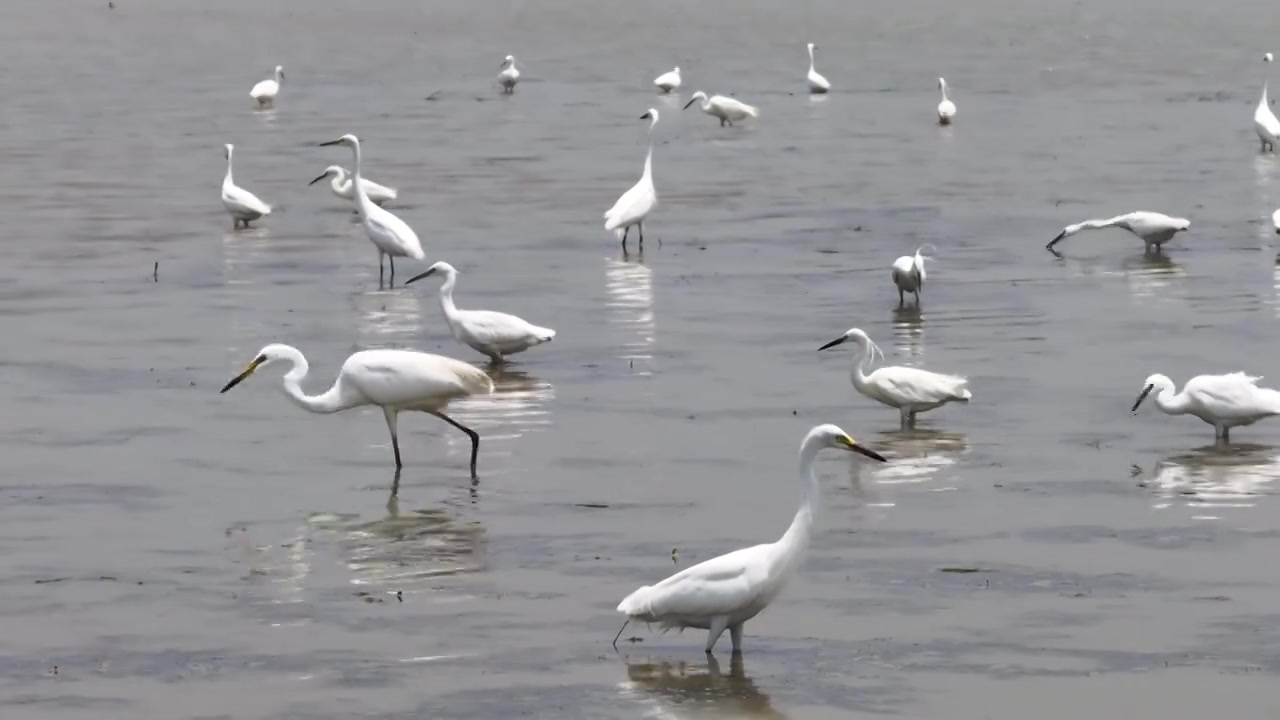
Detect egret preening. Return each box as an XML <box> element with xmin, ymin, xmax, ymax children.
<box><xmin>498</xmin><ymin>55</ymin><xmax>520</xmax><ymax>93</ymax></box>
<box><xmin>1046</xmin><ymin>212</ymin><xmax>1190</xmax><ymax>254</ymax></box>
<box><xmin>405</xmin><ymin>261</ymin><xmax>556</xmax><ymax>363</ymax></box>
<box><xmin>1132</xmin><ymin>372</ymin><xmax>1280</xmax><ymax>444</ymax></box>
<box><xmin>604</xmin><ymin>109</ymin><xmax>660</xmax><ymax>253</ymax></box>
<box><xmin>221</xmin><ymin>144</ymin><xmax>271</xmax><ymax>229</ymax></box>
<box><xmin>319</xmin><ymin>134</ymin><xmax>425</xmax><ymax>284</ymax></box>
<box><xmin>806</xmin><ymin>44</ymin><xmax>830</xmax><ymax>94</ymax></box>
<box><xmin>613</xmin><ymin>424</ymin><xmax>886</xmax><ymax>655</ymax></box>
<box><xmin>309</xmin><ymin>166</ymin><xmax>397</xmax><ymax>207</ymax></box>
<box><xmin>654</xmin><ymin>67</ymin><xmax>681</xmax><ymax>94</ymax></box>
<box><xmin>891</xmin><ymin>244</ymin><xmax>934</xmax><ymax>307</ymax></box>
<box><xmin>819</xmin><ymin>328</ymin><xmax>972</xmax><ymax>428</ymax></box>
<box><xmin>937</xmin><ymin>78</ymin><xmax>956</xmax><ymax>125</ymax></box>
<box><xmin>683</xmin><ymin>91</ymin><xmax>759</xmax><ymax>127</ymax></box>
<box><xmin>1257</xmin><ymin>54</ymin><xmax>1280</xmax><ymax>152</ymax></box>
<box><xmin>250</xmin><ymin>65</ymin><xmax>284</xmax><ymax>108</ymax></box>
<box><xmin>220</xmin><ymin>344</ymin><xmax>494</xmax><ymax>475</ymax></box>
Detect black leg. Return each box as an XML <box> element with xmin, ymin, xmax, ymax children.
<box><xmin>430</xmin><ymin>411</ymin><xmax>481</xmax><ymax>477</ymax></box>
<box><xmin>389</xmin><ymin>256</ymin><xmax>396</xmax><ymax>284</ymax></box>
<box><xmin>638</xmin><ymin>222</ymin><xmax>644</xmax><ymax>249</ymax></box>
<box><xmin>379</xmin><ymin>254</ymin><xmax>385</xmax><ymax>284</ymax></box>
<box><xmin>383</xmin><ymin>408</ymin><xmax>403</xmax><ymax>469</ymax></box>
<box><xmin>621</xmin><ymin>225</ymin><xmax>629</xmax><ymax>253</ymax></box>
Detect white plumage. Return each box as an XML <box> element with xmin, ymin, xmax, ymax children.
<box><xmin>1046</xmin><ymin>211</ymin><xmax>1190</xmax><ymax>254</ymax></box>
<box><xmin>891</xmin><ymin>245</ymin><xmax>933</xmax><ymax>307</ymax></box>
<box><xmin>604</xmin><ymin>109</ymin><xmax>660</xmax><ymax>252</ymax></box>
<box><xmin>498</xmin><ymin>55</ymin><xmax>520</xmax><ymax>93</ymax></box>
<box><xmin>654</xmin><ymin>66</ymin><xmax>681</xmax><ymax>93</ymax></box>
<box><xmin>405</xmin><ymin>261</ymin><xmax>556</xmax><ymax>363</ymax></box>
<box><xmin>1257</xmin><ymin>55</ymin><xmax>1280</xmax><ymax>151</ymax></box>
<box><xmin>614</xmin><ymin>424</ymin><xmax>886</xmax><ymax>654</ymax></box>
<box><xmin>684</xmin><ymin>91</ymin><xmax>759</xmax><ymax>127</ymax></box>
<box><xmin>309</xmin><ymin>166</ymin><xmax>397</xmax><ymax>206</ymax></box>
<box><xmin>221</xmin><ymin>143</ymin><xmax>271</xmax><ymax>229</ymax></box>
<box><xmin>937</xmin><ymin>77</ymin><xmax>956</xmax><ymax>125</ymax></box>
<box><xmin>819</xmin><ymin>328</ymin><xmax>972</xmax><ymax>428</ymax></box>
<box><xmin>1271</xmin><ymin>208</ymin><xmax>1280</xmax><ymax>234</ymax></box>
<box><xmin>1132</xmin><ymin>372</ymin><xmax>1280</xmax><ymax>443</ymax></box>
<box><xmin>806</xmin><ymin>43</ymin><xmax>830</xmax><ymax>94</ymax></box>
<box><xmin>250</xmin><ymin>65</ymin><xmax>284</xmax><ymax>108</ymax></box>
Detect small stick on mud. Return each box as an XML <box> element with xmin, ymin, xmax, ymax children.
<box><xmin>153</xmin><ymin>261</ymin><xmax>158</xmax><ymax>282</ymax></box>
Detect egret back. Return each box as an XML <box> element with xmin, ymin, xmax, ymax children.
<box><xmin>364</xmin><ymin>206</ymin><xmax>424</xmax><ymax>259</ymax></box>
<box><xmin>342</xmin><ymin>350</ymin><xmax>492</xmax><ymax>410</ymax></box>
<box><xmin>617</xmin><ymin>543</ymin><xmax>776</xmax><ymax>626</ymax></box>
<box><xmin>866</xmin><ymin>365</ymin><xmax>971</xmax><ymax>405</ymax></box>
<box><xmin>1185</xmin><ymin>372</ymin><xmax>1280</xmax><ymax>418</ymax></box>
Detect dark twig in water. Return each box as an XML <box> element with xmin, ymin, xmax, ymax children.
<box><xmin>153</xmin><ymin>261</ymin><xmax>158</xmax><ymax>282</ymax></box>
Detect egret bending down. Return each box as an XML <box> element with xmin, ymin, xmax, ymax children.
<box><xmin>309</xmin><ymin>166</ymin><xmax>397</xmax><ymax>207</ymax></box>
<box><xmin>614</xmin><ymin>424</ymin><xmax>886</xmax><ymax>654</ymax></box>
<box><xmin>405</xmin><ymin>261</ymin><xmax>556</xmax><ymax>363</ymax></box>
<box><xmin>684</xmin><ymin>91</ymin><xmax>759</xmax><ymax>127</ymax></box>
<box><xmin>936</xmin><ymin>78</ymin><xmax>956</xmax><ymax>125</ymax></box>
<box><xmin>806</xmin><ymin>44</ymin><xmax>830</xmax><ymax>94</ymax></box>
<box><xmin>604</xmin><ymin>109</ymin><xmax>660</xmax><ymax>252</ymax></box>
<box><xmin>891</xmin><ymin>244</ymin><xmax>934</xmax><ymax>307</ymax></box>
<box><xmin>220</xmin><ymin>344</ymin><xmax>494</xmax><ymax>475</ymax></box>
<box><xmin>1046</xmin><ymin>211</ymin><xmax>1190</xmax><ymax>254</ymax></box>
<box><xmin>498</xmin><ymin>55</ymin><xmax>520</xmax><ymax>93</ymax></box>
<box><xmin>654</xmin><ymin>67</ymin><xmax>681</xmax><ymax>94</ymax></box>
<box><xmin>221</xmin><ymin>144</ymin><xmax>271</xmax><ymax>229</ymax></box>
<box><xmin>250</xmin><ymin>65</ymin><xmax>284</xmax><ymax>108</ymax></box>
<box><xmin>819</xmin><ymin>328</ymin><xmax>972</xmax><ymax>428</ymax></box>
<box><xmin>1132</xmin><ymin>372</ymin><xmax>1280</xmax><ymax>443</ymax></box>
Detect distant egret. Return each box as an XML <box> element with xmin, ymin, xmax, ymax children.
<box><xmin>684</xmin><ymin>91</ymin><xmax>759</xmax><ymax>127</ymax></box>
<box><xmin>614</xmin><ymin>424</ymin><xmax>886</xmax><ymax>654</ymax></box>
<box><xmin>250</xmin><ymin>65</ymin><xmax>284</xmax><ymax>108</ymax></box>
<box><xmin>1258</xmin><ymin>54</ymin><xmax>1280</xmax><ymax>152</ymax></box>
<box><xmin>1272</xmin><ymin>208</ymin><xmax>1280</xmax><ymax>233</ymax></box>
<box><xmin>498</xmin><ymin>55</ymin><xmax>520</xmax><ymax>93</ymax></box>
<box><xmin>654</xmin><ymin>67</ymin><xmax>681</xmax><ymax>94</ymax></box>
<box><xmin>819</xmin><ymin>328</ymin><xmax>972</xmax><ymax>428</ymax></box>
<box><xmin>1046</xmin><ymin>211</ymin><xmax>1190</xmax><ymax>254</ymax></box>
<box><xmin>1132</xmin><ymin>372</ymin><xmax>1280</xmax><ymax>443</ymax></box>
<box><xmin>604</xmin><ymin>109</ymin><xmax>660</xmax><ymax>252</ymax></box>
<box><xmin>220</xmin><ymin>344</ymin><xmax>494</xmax><ymax>475</ymax></box>
<box><xmin>405</xmin><ymin>261</ymin><xmax>556</xmax><ymax>363</ymax></box>
<box><xmin>806</xmin><ymin>43</ymin><xmax>830</xmax><ymax>94</ymax></box>
<box><xmin>221</xmin><ymin>143</ymin><xmax>271</xmax><ymax>229</ymax></box>
<box><xmin>891</xmin><ymin>244</ymin><xmax>934</xmax><ymax>307</ymax></box>
<box><xmin>937</xmin><ymin>78</ymin><xmax>956</xmax><ymax>125</ymax></box>
<box><xmin>309</xmin><ymin>166</ymin><xmax>398</xmax><ymax>207</ymax></box>
<box><xmin>319</xmin><ymin>134</ymin><xmax>425</xmax><ymax>284</ymax></box>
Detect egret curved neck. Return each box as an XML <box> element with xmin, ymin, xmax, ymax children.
<box><xmin>776</xmin><ymin>440</ymin><xmax>822</xmax><ymax>566</ymax></box>
<box><xmin>941</xmin><ymin>84</ymin><xmax>950</xmax><ymax>102</ymax></box>
<box><xmin>279</xmin><ymin>356</ymin><xmax>347</xmax><ymax>414</ymax></box>
<box><xmin>1154</xmin><ymin>384</ymin><xmax>1190</xmax><ymax>415</ymax></box>
<box><xmin>224</xmin><ymin>152</ymin><xmax>234</xmax><ymax>184</ymax></box>
<box><xmin>849</xmin><ymin>342</ymin><xmax>873</xmax><ymax>390</ymax></box>
<box><xmin>808</xmin><ymin>46</ymin><xmax>815</xmax><ymax>70</ymax></box>
<box><xmin>437</xmin><ymin>271</ymin><xmax>462</xmax><ymax>325</ymax></box>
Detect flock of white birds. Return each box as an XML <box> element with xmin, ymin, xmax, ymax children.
<box><xmin>217</xmin><ymin>48</ymin><xmax>1280</xmax><ymax>657</ymax></box>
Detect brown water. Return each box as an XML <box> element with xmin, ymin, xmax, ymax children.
<box><xmin>5</xmin><ymin>0</ymin><xmax>1280</xmax><ymax>717</ymax></box>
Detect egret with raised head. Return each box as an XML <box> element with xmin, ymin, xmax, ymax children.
<box><xmin>604</xmin><ymin>109</ymin><xmax>660</xmax><ymax>252</ymax></box>
<box><xmin>937</xmin><ymin>78</ymin><xmax>956</xmax><ymax>125</ymax></box>
<box><xmin>499</xmin><ymin>55</ymin><xmax>520</xmax><ymax>93</ymax></box>
<box><xmin>221</xmin><ymin>144</ymin><xmax>271</xmax><ymax>229</ymax></box>
<box><xmin>806</xmin><ymin>44</ymin><xmax>830</xmax><ymax>94</ymax></box>
<box><xmin>250</xmin><ymin>65</ymin><xmax>284</xmax><ymax>108</ymax></box>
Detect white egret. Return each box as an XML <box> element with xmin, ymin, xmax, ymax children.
<box><xmin>819</xmin><ymin>328</ymin><xmax>972</xmax><ymax>428</ymax></box>
<box><xmin>1132</xmin><ymin>372</ymin><xmax>1280</xmax><ymax>443</ymax></box>
<box><xmin>1257</xmin><ymin>54</ymin><xmax>1280</xmax><ymax>152</ymax></box>
<box><xmin>654</xmin><ymin>66</ymin><xmax>681</xmax><ymax>94</ymax></box>
<box><xmin>221</xmin><ymin>143</ymin><xmax>272</xmax><ymax>229</ymax></box>
<box><xmin>613</xmin><ymin>424</ymin><xmax>886</xmax><ymax>654</ymax></box>
<box><xmin>806</xmin><ymin>43</ymin><xmax>830</xmax><ymax>94</ymax></box>
<box><xmin>405</xmin><ymin>261</ymin><xmax>556</xmax><ymax>363</ymax></box>
<box><xmin>220</xmin><ymin>344</ymin><xmax>493</xmax><ymax>475</ymax></box>
<box><xmin>250</xmin><ymin>65</ymin><xmax>284</xmax><ymax>108</ymax></box>
<box><xmin>309</xmin><ymin>166</ymin><xmax>398</xmax><ymax>207</ymax></box>
<box><xmin>1272</xmin><ymin>208</ymin><xmax>1280</xmax><ymax>233</ymax></box>
<box><xmin>498</xmin><ymin>55</ymin><xmax>520</xmax><ymax>93</ymax></box>
<box><xmin>937</xmin><ymin>78</ymin><xmax>956</xmax><ymax>125</ymax></box>
<box><xmin>604</xmin><ymin>109</ymin><xmax>660</xmax><ymax>252</ymax></box>
<box><xmin>1046</xmin><ymin>211</ymin><xmax>1190</xmax><ymax>254</ymax></box>
<box><xmin>891</xmin><ymin>244</ymin><xmax>935</xmax><ymax>307</ymax></box>
<box><xmin>683</xmin><ymin>91</ymin><xmax>759</xmax><ymax>127</ymax></box>
<box><xmin>319</xmin><ymin>134</ymin><xmax>425</xmax><ymax>284</ymax></box>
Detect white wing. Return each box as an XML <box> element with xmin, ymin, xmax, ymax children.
<box><xmin>342</xmin><ymin>350</ymin><xmax>492</xmax><ymax>408</ymax></box>
<box><xmin>222</xmin><ymin>183</ymin><xmax>271</xmax><ymax>215</ymax></box>
<box><xmin>604</xmin><ymin>178</ymin><xmax>655</xmax><ymax>232</ymax></box>
<box><xmin>1185</xmin><ymin>373</ymin><xmax>1280</xmax><ymax>418</ymax></box>
<box><xmin>250</xmin><ymin>79</ymin><xmax>278</xmax><ymax>99</ymax></box>
<box><xmin>618</xmin><ymin>544</ymin><xmax>773</xmax><ymax>622</ymax></box>
<box><xmin>456</xmin><ymin>309</ymin><xmax>555</xmax><ymax>350</ymax></box>
<box><xmin>712</xmin><ymin>96</ymin><xmax>759</xmax><ymax>118</ymax></box>
<box><xmin>867</xmin><ymin>365</ymin><xmax>971</xmax><ymax>405</ymax></box>
<box><xmin>365</xmin><ymin>206</ymin><xmax>424</xmax><ymax>259</ymax></box>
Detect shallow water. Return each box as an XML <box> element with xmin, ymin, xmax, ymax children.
<box><xmin>5</xmin><ymin>0</ymin><xmax>1280</xmax><ymax>717</ymax></box>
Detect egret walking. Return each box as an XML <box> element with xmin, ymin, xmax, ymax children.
<box><xmin>498</xmin><ymin>55</ymin><xmax>520</xmax><ymax>93</ymax></box>
<box><xmin>654</xmin><ymin>67</ymin><xmax>681</xmax><ymax>94</ymax></box>
<box><xmin>1046</xmin><ymin>212</ymin><xmax>1190</xmax><ymax>254</ymax></box>
<box><xmin>891</xmin><ymin>245</ymin><xmax>934</xmax><ymax>307</ymax></box>
<box><xmin>221</xmin><ymin>143</ymin><xmax>271</xmax><ymax>229</ymax></box>
<box><xmin>250</xmin><ymin>65</ymin><xmax>284</xmax><ymax>108</ymax></box>
<box><xmin>819</xmin><ymin>328</ymin><xmax>972</xmax><ymax>428</ymax></box>
<box><xmin>220</xmin><ymin>344</ymin><xmax>493</xmax><ymax>475</ymax></box>
<box><xmin>319</xmin><ymin>134</ymin><xmax>424</xmax><ymax>284</ymax></box>
<box><xmin>1132</xmin><ymin>372</ymin><xmax>1280</xmax><ymax>443</ymax></box>
<box><xmin>405</xmin><ymin>261</ymin><xmax>556</xmax><ymax>363</ymax></box>
<box><xmin>684</xmin><ymin>91</ymin><xmax>759</xmax><ymax>127</ymax></box>
<box><xmin>937</xmin><ymin>78</ymin><xmax>956</xmax><ymax>125</ymax></box>
<box><xmin>604</xmin><ymin>109</ymin><xmax>660</xmax><ymax>252</ymax></box>
<box><xmin>613</xmin><ymin>424</ymin><xmax>886</xmax><ymax>654</ymax></box>
<box><xmin>806</xmin><ymin>43</ymin><xmax>830</xmax><ymax>94</ymax></box>
<box><xmin>1257</xmin><ymin>54</ymin><xmax>1280</xmax><ymax>152</ymax></box>
<box><xmin>309</xmin><ymin>166</ymin><xmax>397</xmax><ymax>207</ymax></box>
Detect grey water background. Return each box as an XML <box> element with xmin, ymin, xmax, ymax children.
<box><xmin>4</xmin><ymin>0</ymin><xmax>1280</xmax><ymax>717</ymax></box>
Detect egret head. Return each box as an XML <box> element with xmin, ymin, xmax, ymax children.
<box><xmin>1131</xmin><ymin>373</ymin><xmax>1173</xmax><ymax>413</ymax></box>
<box><xmin>308</xmin><ymin>166</ymin><xmax>343</xmax><ymax>185</ymax></box>
<box><xmin>220</xmin><ymin>344</ymin><xmax>295</xmax><ymax>393</ymax></box>
<box><xmin>818</xmin><ymin>327</ymin><xmax>872</xmax><ymax>351</ymax></box>
<box><xmin>683</xmin><ymin>91</ymin><xmax>708</xmax><ymax>110</ymax></box>
<box><xmin>405</xmin><ymin>261</ymin><xmax>459</xmax><ymax>286</ymax></box>
<box><xmin>275</xmin><ymin>65</ymin><xmax>285</xmax><ymax>80</ymax></box>
<box><xmin>319</xmin><ymin>133</ymin><xmax>359</xmax><ymax>149</ymax></box>
<box><xmin>808</xmin><ymin>42</ymin><xmax>817</xmax><ymax>51</ymax></box>
<box><xmin>223</xmin><ymin>143</ymin><xmax>233</xmax><ymax>160</ymax></box>
<box><xmin>640</xmin><ymin>108</ymin><xmax>660</xmax><ymax>123</ymax></box>
<box><xmin>808</xmin><ymin>423</ymin><xmax>887</xmax><ymax>462</ymax></box>
<box><xmin>501</xmin><ymin>55</ymin><xmax>515</xmax><ymax>67</ymax></box>
<box><xmin>1172</xmin><ymin>217</ymin><xmax>1191</xmax><ymax>232</ymax></box>
<box><xmin>672</xmin><ymin>66</ymin><xmax>680</xmax><ymax>73</ymax></box>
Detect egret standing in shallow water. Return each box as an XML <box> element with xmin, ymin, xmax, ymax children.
<box><xmin>819</xmin><ymin>328</ymin><xmax>972</xmax><ymax>428</ymax></box>
<box><xmin>684</xmin><ymin>91</ymin><xmax>759</xmax><ymax>127</ymax></box>
<box><xmin>250</xmin><ymin>65</ymin><xmax>284</xmax><ymax>108</ymax></box>
<box><xmin>806</xmin><ymin>43</ymin><xmax>830</xmax><ymax>94</ymax></box>
<box><xmin>604</xmin><ymin>109</ymin><xmax>660</xmax><ymax>253</ymax></box>
<box><xmin>654</xmin><ymin>67</ymin><xmax>681</xmax><ymax>94</ymax></box>
<box><xmin>320</xmin><ymin>134</ymin><xmax>424</xmax><ymax>284</ymax></box>
<box><xmin>1257</xmin><ymin>53</ymin><xmax>1280</xmax><ymax>152</ymax></box>
<box><xmin>405</xmin><ymin>261</ymin><xmax>556</xmax><ymax>363</ymax></box>
<box><xmin>891</xmin><ymin>245</ymin><xmax>934</xmax><ymax>307</ymax></box>
<box><xmin>220</xmin><ymin>344</ymin><xmax>494</xmax><ymax>475</ymax></box>
<box><xmin>1132</xmin><ymin>372</ymin><xmax>1280</xmax><ymax>444</ymax></box>
<box><xmin>1046</xmin><ymin>212</ymin><xmax>1190</xmax><ymax>254</ymax></box>
<box><xmin>498</xmin><ymin>55</ymin><xmax>520</xmax><ymax>93</ymax></box>
<box><xmin>221</xmin><ymin>144</ymin><xmax>271</xmax><ymax>229</ymax></box>
<box><xmin>936</xmin><ymin>78</ymin><xmax>956</xmax><ymax>125</ymax></box>
<box><xmin>613</xmin><ymin>424</ymin><xmax>886</xmax><ymax>654</ymax></box>
<box><xmin>1272</xmin><ymin>208</ymin><xmax>1280</xmax><ymax>234</ymax></box>
<box><xmin>309</xmin><ymin>166</ymin><xmax>397</xmax><ymax>207</ymax></box>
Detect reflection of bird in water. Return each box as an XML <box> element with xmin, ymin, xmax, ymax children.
<box><xmin>334</xmin><ymin>498</ymin><xmax>488</xmax><ymax>587</ymax></box>
<box><xmin>1141</xmin><ymin>445</ymin><xmax>1280</xmax><ymax>515</ymax></box>
<box><xmin>890</xmin><ymin>304</ymin><xmax>924</xmax><ymax>361</ymax></box>
<box><xmin>618</xmin><ymin>653</ymin><xmax>786</xmax><ymax>720</ymax></box>
<box><xmin>1120</xmin><ymin>253</ymin><xmax>1185</xmax><ymax>305</ymax></box>
<box><xmin>849</xmin><ymin>429</ymin><xmax>968</xmax><ymax>497</ymax></box>
<box><xmin>605</xmin><ymin>257</ymin><xmax>655</xmax><ymax>375</ymax></box>
<box><xmin>460</xmin><ymin>364</ymin><xmax>555</xmax><ymax>445</ymax></box>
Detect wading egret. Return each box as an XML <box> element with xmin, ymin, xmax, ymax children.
<box><xmin>1132</xmin><ymin>372</ymin><xmax>1280</xmax><ymax>443</ymax></box>
<box><xmin>819</xmin><ymin>328</ymin><xmax>972</xmax><ymax>428</ymax></box>
<box><xmin>309</xmin><ymin>166</ymin><xmax>397</xmax><ymax>207</ymax></box>
<box><xmin>1046</xmin><ymin>212</ymin><xmax>1190</xmax><ymax>254</ymax></box>
<box><xmin>806</xmin><ymin>43</ymin><xmax>830</xmax><ymax>94</ymax></box>
<box><xmin>684</xmin><ymin>91</ymin><xmax>759</xmax><ymax>127</ymax></box>
<box><xmin>654</xmin><ymin>67</ymin><xmax>681</xmax><ymax>94</ymax></box>
<box><xmin>604</xmin><ymin>109</ymin><xmax>660</xmax><ymax>252</ymax></box>
<box><xmin>221</xmin><ymin>144</ymin><xmax>271</xmax><ymax>229</ymax></box>
<box><xmin>250</xmin><ymin>65</ymin><xmax>284</xmax><ymax>108</ymax></box>
<box><xmin>1258</xmin><ymin>54</ymin><xmax>1280</xmax><ymax>152</ymax></box>
<box><xmin>1272</xmin><ymin>208</ymin><xmax>1280</xmax><ymax>233</ymax></box>
<box><xmin>405</xmin><ymin>261</ymin><xmax>556</xmax><ymax>363</ymax></box>
<box><xmin>937</xmin><ymin>78</ymin><xmax>956</xmax><ymax>125</ymax></box>
<box><xmin>891</xmin><ymin>244</ymin><xmax>934</xmax><ymax>307</ymax></box>
<box><xmin>613</xmin><ymin>424</ymin><xmax>886</xmax><ymax>654</ymax></box>
<box><xmin>220</xmin><ymin>344</ymin><xmax>493</xmax><ymax>475</ymax></box>
<box><xmin>498</xmin><ymin>55</ymin><xmax>520</xmax><ymax>93</ymax></box>
<box><xmin>319</xmin><ymin>134</ymin><xmax>425</xmax><ymax>284</ymax></box>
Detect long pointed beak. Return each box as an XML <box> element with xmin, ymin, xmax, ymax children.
<box><xmin>818</xmin><ymin>336</ymin><xmax>847</xmax><ymax>351</ymax></box>
<box><xmin>220</xmin><ymin>358</ymin><xmax>265</xmax><ymax>394</ymax></box>
<box><xmin>1046</xmin><ymin>231</ymin><xmax>1066</xmax><ymax>251</ymax></box>
<box><xmin>319</xmin><ymin>139</ymin><xmax>341</xmax><ymax>147</ymax></box>
<box><xmin>1131</xmin><ymin>384</ymin><xmax>1154</xmax><ymax>413</ymax></box>
<box><xmin>683</xmin><ymin>98</ymin><xmax>697</xmax><ymax>110</ymax></box>
<box><xmin>404</xmin><ymin>268</ymin><xmax>437</xmax><ymax>285</ymax></box>
<box><xmin>308</xmin><ymin>173</ymin><xmax>328</xmax><ymax>186</ymax></box>
<box><xmin>842</xmin><ymin>438</ymin><xmax>887</xmax><ymax>462</ymax></box>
